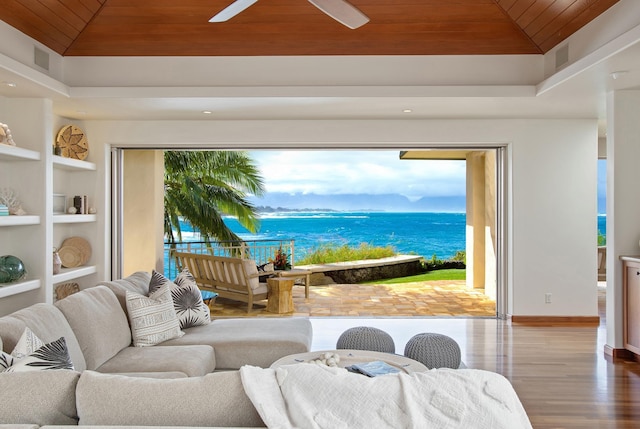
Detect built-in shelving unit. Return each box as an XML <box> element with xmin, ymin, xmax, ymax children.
<box><xmin>0</xmin><ymin>98</ymin><xmax>102</xmax><ymax>314</ymax></box>
<box><xmin>0</xmin><ymin>279</ymin><xmax>41</xmax><ymax>299</ymax></box>
<box><xmin>0</xmin><ymin>144</ymin><xmax>40</xmax><ymax>161</ymax></box>
<box><xmin>52</xmin><ymin>265</ymin><xmax>98</xmax><ymax>284</ymax></box>
<box><xmin>0</xmin><ymin>215</ymin><xmax>40</xmax><ymax>226</ymax></box>
<box><xmin>53</xmin><ymin>214</ymin><xmax>97</xmax><ymax>224</ymax></box>
<box><xmin>52</xmin><ymin>154</ymin><xmax>96</xmax><ymax>171</ymax></box>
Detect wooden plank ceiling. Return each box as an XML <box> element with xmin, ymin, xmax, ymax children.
<box><xmin>0</xmin><ymin>0</ymin><xmax>620</xmax><ymax>56</ymax></box>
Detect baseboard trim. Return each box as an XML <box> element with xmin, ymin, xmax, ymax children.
<box><xmin>604</xmin><ymin>345</ymin><xmax>640</xmax><ymax>361</ymax></box>
<box><xmin>510</xmin><ymin>315</ymin><xmax>600</xmax><ymax>325</ymax></box>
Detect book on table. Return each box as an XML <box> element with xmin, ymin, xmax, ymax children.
<box><xmin>346</xmin><ymin>360</ymin><xmax>401</xmax><ymax>377</ymax></box>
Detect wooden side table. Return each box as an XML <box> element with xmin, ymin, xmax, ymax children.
<box><xmin>266</xmin><ymin>277</ymin><xmax>295</xmax><ymax>313</ymax></box>
<box><xmin>276</xmin><ymin>268</ymin><xmax>311</xmax><ymax>298</ymax></box>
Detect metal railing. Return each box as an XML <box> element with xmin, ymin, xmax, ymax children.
<box><xmin>164</xmin><ymin>239</ymin><xmax>295</xmax><ymax>278</ymax></box>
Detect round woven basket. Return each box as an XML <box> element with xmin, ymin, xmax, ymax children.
<box><xmin>61</xmin><ymin>236</ymin><xmax>91</xmax><ymax>265</ymax></box>
<box><xmin>58</xmin><ymin>246</ymin><xmax>82</xmax><ymax>268</ymax></box>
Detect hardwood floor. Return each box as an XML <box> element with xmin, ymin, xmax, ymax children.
<box><xmin>308</xmin><ymin>285</ymin><xmax>640</xmax><ymax>428</ymax></box>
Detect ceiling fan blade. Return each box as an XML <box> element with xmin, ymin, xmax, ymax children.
<box><xmin>209</xmin><ymin>0</ymin><xmax>258</xmax><ymax>22</ymax></box>
<box><xmin>307</xmin><ymin>0</ymin><xmax>369</xmax><ymax>29</ymax></box>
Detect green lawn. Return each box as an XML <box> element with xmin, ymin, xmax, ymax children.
<box><xmin>362</xmin><ymin>269</ymin><xmax>466</xmax><ymax>284</ymax></box>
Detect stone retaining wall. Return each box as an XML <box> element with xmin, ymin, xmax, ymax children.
<box><xmin>298</xmin><ymin>255</ymin><xmax>424</xmax><ymax>285</ymax></box>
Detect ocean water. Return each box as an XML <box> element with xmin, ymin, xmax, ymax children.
<box><xmin>223</xmin><ymin>211</ymin><xmax>467</xmax><ymax>261</ymax></box>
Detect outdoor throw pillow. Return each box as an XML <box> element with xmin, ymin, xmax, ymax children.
<box><xmin>1</xmin><ymin>328</ymin><xmax>74</xmax><ymax>372</ymax></box>
<box><xmin>126</xmin><ymin>284</ymin><xmax>184</xmax><ymax>347</ymax></box>
<box><xmin>148</xmin><ymin>269</ymin><xmax>210</xmax><ymax>329</ymax></box>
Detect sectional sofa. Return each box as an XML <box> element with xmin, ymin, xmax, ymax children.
<box><xmin>0</xmin><ymin>271</ymin><xmax>312</xmax><ymax>427</ymax></box>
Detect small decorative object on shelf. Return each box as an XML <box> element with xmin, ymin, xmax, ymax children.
<box><xmin>0</xmin><ymin>122</ymin><xmax>15</xmax><ymax>146</ymax></box>
<box><xmin>53</xmin><ymin>194</ymin><xmax>66</xmax><ymax>214</ymax></box>
<box><xmin>0</xmin><ymin>187</ymin><xmax>26</xmax><ymax>215</ymax></box>
<box><xmin>0</xmin><ymin>204</ymin><xmax>7</xmax><ymax>217</ymax></box>
<box><xmin>53</xmin><ymin>247</ymin><xmax>62</xmax><ymax>274</ymax></box>
<box><xmin>67</xmin><ymin>206</ymin><xmax>77</xmax><ymax>214</ymax></box>
<box><xmin>73</xmin><ymin>195</ymin><xmax>90</xmax><ymax>214</ymax></box>
<box><xmin>56</xmin><ymin>125</ymin><xmax>88</xmax><ymax>160</ymax></box>
<box><xmin>0</xmin><ymin>255</ymin><xmax>27</xmax><ymax>284</ymax></box>
<box><xmin>270</xmin><ymin>246</ymin><xmax>291</xmax><ymax>270</ymax></box>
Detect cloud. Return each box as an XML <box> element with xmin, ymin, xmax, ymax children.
<box><xmin>250</xmin><ymin>150</ymin><xmax>466</xmax><ymax>199</ymax></box>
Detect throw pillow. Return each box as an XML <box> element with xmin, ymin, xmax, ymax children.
<box><xmin>126</xmin><ymin>284</ymin><xmax>184</xmax><ymax>347</ymax></box>
<box><xmin>242</xmin><ymin>259</ymin><xmax>260</xmax><ymax>290</ymax></box>
<box><xmin>1</xmin><ymin>333</ymin><xmax>74</xmax><ymax>373</ymax></box>
<box><xmin>173</xmin><ymin>268</ymin><xmax>211</xmax><ymax>327</ymax></box>
<box><xmin>11</xmin><ymin>326</ymin><xmax>44</xmax><ymax>359</ymax></box>
<box><xmin>148</xmin><ymin>270</ymin><xmax>210</xmax><ymax>329</ymax></box>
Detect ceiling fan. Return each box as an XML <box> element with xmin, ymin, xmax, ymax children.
<box><xmin>209</xmin><ymin>0</ymin><xmax>370</xmax><ymax>29</ymax></box>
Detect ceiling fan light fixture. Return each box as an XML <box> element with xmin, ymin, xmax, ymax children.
<box><xmin>209</xmin><ymin>0</ymin><xmax>258</xmax><ymax>22</ymax></box>
<box><xmin>307</xmin><ymin>0</ymin><xmax>369</xmax><ymax>29</ymax></box>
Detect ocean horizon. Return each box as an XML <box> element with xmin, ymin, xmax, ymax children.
<box><xmin>217</xmin><ymin>211</ymin><xmax>467</xmax><ymax>261</ymax></box>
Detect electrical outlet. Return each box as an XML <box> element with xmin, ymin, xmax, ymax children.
<box><xmin>545</xmin><ymin>293</ymin><xmax>552</xmax><ymax>304</ymax></box>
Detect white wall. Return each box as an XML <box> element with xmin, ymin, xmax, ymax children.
<box><xmin>606</xmin><ymin>90</ymin><xmax>640</xmax><ymax>348</ymax></box>
<box><xmin>84</xmin><ymin>118</ymin><xmax>599</xmax><ymax>317</ymax></box>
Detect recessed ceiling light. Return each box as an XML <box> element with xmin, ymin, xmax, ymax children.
<box><xmin>403</xmin><ymin>109</ymin><xmax>413</xmax><ymax>113</ymax></box>
<box><xmin>2</xmin><ymin>81</ymin><xmax>17</xmax><ymax>87</ymax></box>
<box><xmin>610</xmin><ymin>71</ymin><xmax>629</xmax><ymax>80</ymax></box>
<box><xmin>202</xmin><ymin>110</ymin><xmax>213</xmax><ymax>114</ymax></box>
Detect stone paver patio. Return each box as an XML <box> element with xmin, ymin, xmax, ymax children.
<box><xmin>209</xmin><ymin>280</ymin><xmax>496</xmax><ymax>318</ymax></box>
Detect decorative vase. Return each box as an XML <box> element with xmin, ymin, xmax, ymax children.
<box><xmin>53</xmin><ymin>248</ymin><xmax>62</xmax><ymax>274</ymax></box>
<box><xmin>0</xmin><ymin>255</ymin><xmax>27</xmax><ymax>284</ymax></box>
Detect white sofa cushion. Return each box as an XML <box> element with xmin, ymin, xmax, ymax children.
<box><xmin>55</xmin><ymin>286</ymin><xmax>132</xmax><ymax>370</ymax></box>
<box><xmin>76</xmin><ymin>370</ymin><xmax>264</xmax><ymax>427</ymax></box>
<box><xmin>0</xmin><ymin>370</ymin><xmax>80</xmax><ymax>425</ymax></box>
<box><xmin>0</xmin><ymin>303</ymin><xmax>86</xmax><ymax>372</ymax></box>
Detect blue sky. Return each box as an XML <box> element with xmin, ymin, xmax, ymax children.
<box><xmin>249</xmin><ymin>150</ymin><xmax>466</xmax><ymax>201</ymax></box>
<box><xmin>249</xmin><ymin>151</ymin><xmax>607</xmax><ymax>213</ymax></box>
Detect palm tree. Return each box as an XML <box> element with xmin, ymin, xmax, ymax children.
<box><xmin>164</xmin><ymin>151</ymin><xmax>265</xmax><ymax>245</ymax></box>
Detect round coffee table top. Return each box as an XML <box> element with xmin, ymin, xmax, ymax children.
<box><xmin>270</xmin><ymin>349</ymin><xmax>428</xmax><ymax>373</ymax></box>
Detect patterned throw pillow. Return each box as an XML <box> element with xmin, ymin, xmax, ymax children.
<box><xmin>148</xmin><ymin>270</ymin><xmax>210</xmax><ymax>329</ymax></box>
<box><xmin>1</xmin><ymin>328</ymin><xmax>74</xmax><ymax>372</ymax></box>
<box><xmin>126</xmin><ymin>284</ymin><xmax>184</xmax><ymax>347</ymax></box>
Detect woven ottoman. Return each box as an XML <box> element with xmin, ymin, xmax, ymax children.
<box><xmin>336</xmin><ymin>326</ymin><xmax>395</xmax><ymax>353</ymax></box>
<box><xmin>403</xmin><ymin>333</ymin><xmax>461</xmax><ymax>369</ymax></box>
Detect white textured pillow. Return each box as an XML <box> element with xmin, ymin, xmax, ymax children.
<box><xmin>126</xmin><ymin>284</ymin><xmax>184</xmax><ymax>347</ymax></box>
<box><xmin>11</xmin><ymin>326</ymin><xmax>44</xmax><ymax>359</ymax></box>
<box><xmin>148</xmin><ymin>270</ymin><xmax>210</xmax><ymax>329</ymax></box>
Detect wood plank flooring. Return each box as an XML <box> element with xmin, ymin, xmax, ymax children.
<box><xmin>307</xmin><ymin>285</ymin><xmax>640</xmax><ymax>429</ymax></box>
<box><xmin>209</xmin><ymin>282</ymin><xmax>640</xmax><ymax>427</ymax></box>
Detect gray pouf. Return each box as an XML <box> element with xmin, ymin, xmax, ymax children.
<box><xmin>336</xmin><ymin>326</ymin><xmax>395</xmax><ymax>353</ymax></box>
<box><xmin>404</xmin><ymin>333</ymin><xmax>461</xmax><ymax>369</ymax></box>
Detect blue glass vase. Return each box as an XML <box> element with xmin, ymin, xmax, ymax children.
<box><xmin>0</xmin><ymin>255</ymin><xmax>27</xmax><ymax>284</ymax></box>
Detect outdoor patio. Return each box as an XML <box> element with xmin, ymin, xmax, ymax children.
<box><xmin>208</xmin><ymin>280</ymin><xmax>497</xmax><ymax>318</ymax></box>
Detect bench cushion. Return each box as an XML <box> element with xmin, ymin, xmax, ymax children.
<box><xmin>95</xmin><ymin>344</ymin><xmax>215</xmax><ymax>377</ymax></box>
<box><xmin>55</xmin><ymin>286</ymin><xmax>132</xmax><ymax>370</ymax></box>
<box><xmin>160</xmin><ymin>318</ymin><xmax>313</xmax><ymax>369</ymax></box>
<box><xmin>0</xmin><ymin>303</ymin><xmax>86</xmax><ymax>372</ymax></box>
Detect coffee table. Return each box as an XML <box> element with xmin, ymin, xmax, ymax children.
<box><xmin>270</xmin><ymin>349</ymin><xmax>428</xmax><ymax>374</ymax></box>
<box><xmin>276</xmin><ymin>268</ymin><xmax>311</xmax><ymax>298</ymax></box>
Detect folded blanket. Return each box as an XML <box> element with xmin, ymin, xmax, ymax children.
<box><xmin>240</xmin><ymin>364</ymin><xmax>533</xmax><ymax>429</ymax></box>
